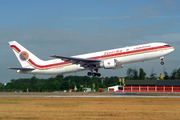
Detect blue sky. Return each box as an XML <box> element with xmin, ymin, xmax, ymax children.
<box><xmin>1</xmin><ymin>0</ymin><xmax>180</xmax><ymax>83</ymax></box>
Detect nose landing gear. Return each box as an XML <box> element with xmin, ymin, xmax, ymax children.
<box><xmin>160</xmin><ymin>56</ymin><xmax>164</xmax><ymax>65</ymax></box>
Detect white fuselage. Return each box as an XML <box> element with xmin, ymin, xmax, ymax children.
<box><xmin>16</xmin><ymin>42</ymin><xmax>174</xmax><ymax>75</ymax></box>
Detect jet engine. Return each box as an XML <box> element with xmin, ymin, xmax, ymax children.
<box><xmin>100</xmin><ymin>59</ymin><xmax>117</xmax><ymax>69</ymax></box>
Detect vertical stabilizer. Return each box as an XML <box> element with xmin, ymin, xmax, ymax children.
<box><xmin>9</xmin><ymin>41</ymin><xmax>43</xmax><ymax>68</ymax></box>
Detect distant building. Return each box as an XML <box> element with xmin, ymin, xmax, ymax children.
<box><xmin>108</xmin><ymin>85</ymin><xmax>119</xmax><ymax>92</ymax></box>
<box><xmin>124</xmin><ymin>80</ymin><xmax>180</xmax><ymax>92</ymax></box>
<box><xmin>125</xmin><ymin>80</ymin><xmax>180</xmax><ymax>86</ymax></box>
<box><xmin>108</xmin><ymin>80</ymin><xmax>180</xmax><ymax>92</ymax></box>
<box><xmin>83</xmin><ymin>87</ymin><xmax>91</xmax><ymax>92</ymax></box>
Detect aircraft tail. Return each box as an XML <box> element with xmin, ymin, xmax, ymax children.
<box><xmin>9</xmin><ymin>41</ymin><xmax>43</xmax><ymax>69</ymax></box>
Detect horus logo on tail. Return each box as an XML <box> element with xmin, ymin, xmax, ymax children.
<box><xmin>19</xmin><ymin>51</ymin><xmax>29</xmax><ymax>61</ymax></box>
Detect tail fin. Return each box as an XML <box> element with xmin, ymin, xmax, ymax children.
<box><xmin>9</xmin><ymin>41</ymin><xmax>43</xmax><ymax>68</ymax></box>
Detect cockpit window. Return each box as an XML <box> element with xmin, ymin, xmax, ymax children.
<box><xmin>164</xmin><ymin>45</ymin><xmax>170</xmax><ymax>47</ymax></box>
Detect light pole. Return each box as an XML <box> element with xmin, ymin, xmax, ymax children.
<box><xmin>68</xmin><ymin>79</ymin><xmax>71</xmax><ymax>85</ymax></box>
<box><xmin>101</xmin><ymin>77</ymin><xmax>104</xmax><ymax>85</ymax></box>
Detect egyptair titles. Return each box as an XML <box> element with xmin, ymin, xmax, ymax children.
<box><xmin>104</xmin><ymin>45</ymin><xmax>151</xmax><ymax>55</ymax></box>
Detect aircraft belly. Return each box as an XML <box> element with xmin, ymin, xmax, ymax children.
<box><xmin>144</xmin><ymin>50</ymin><xmax>168</xmax><ymax>60</ymax></box>
<box><xmin>121</xmin><ymin>54</ymin><xmax>145</xmax><ymax>64</ymax></box>
<box><xmin>119</xmin><ymin>49</ymin><xmax>172</xmax><ymax>65</ymax></box>
<box><xmin>30</xmin><ymin>69</ymin><xmax>60</xmax><ymax>75</ymax></box>
<box><xmin>64</xmin><ymin>65</ymin><xmax>85</xmax><ymax>74</ymax></box>
<box><xmin>19</xmin><ymin>65</ymin><xmax>86</xmax><ymax>75</ymax></box>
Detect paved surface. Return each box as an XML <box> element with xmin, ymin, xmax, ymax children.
<box><xmin>0</xmin><ymin>93</ymin><xmax>180</xmax><ymax>98</ymax></box>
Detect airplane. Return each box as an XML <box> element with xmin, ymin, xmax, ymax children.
<box><xmin>8</xmin><ymin>41</ymin><xmax>174</xmax><ymax>77</ymax></box>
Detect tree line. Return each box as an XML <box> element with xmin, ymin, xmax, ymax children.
<box><xmin>126</xmin><ymin>68</ymin><xmax>180</xmax><ymax>80</ymax></box>
<box><xmin>3</xmin><ymin>75</ymin><xmax>120</xmax><ymax>92</ymax></box>
<box><xmin>0</xmin><ymin>67</ymin><xmax>180</xmax><ymax>92</ymax></box>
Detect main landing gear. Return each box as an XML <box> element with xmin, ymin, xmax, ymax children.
<box><xmin>87</xmin><ymin>68</ymin><xmax>101</xmax><ymax>77</ymax></box>
<box><xmin>87</xmin><ymin>72</ymin><xmax>101</xmax><ymax>77</ymax></box>
<box><xmin>160</xmin><ymin>56</ymin><xmax>164</xmax><ymax>65</ymax></box>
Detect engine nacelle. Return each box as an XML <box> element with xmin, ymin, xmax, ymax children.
<box><xmin>100</xmin><ymin>59</ymin><xmax>117</xmax><ymax>69</ymax></box>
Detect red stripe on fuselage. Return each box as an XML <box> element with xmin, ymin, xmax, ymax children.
<box><xmin>28</xmin><ymin>59</ymin><xmax>71</xmax><ymax>69</ymax></box>
<box><xmin>89</xmin><ymin>45</ymin><xmax>170</xmax><ymax>59</ymax></box>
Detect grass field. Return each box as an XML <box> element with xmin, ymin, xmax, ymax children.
<box><xmin>0</xmin><ymin>96</ymin><xmax>180</xmax><ymax>120</ymax></box>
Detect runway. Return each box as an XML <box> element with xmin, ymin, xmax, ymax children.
<box><xmin>1</xmin><ymin>92</ymin><xmax>180</xmax><ymax>98</ymax></box>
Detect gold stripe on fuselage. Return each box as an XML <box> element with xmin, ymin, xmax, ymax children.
<box><xmin>32</xmin><ymin>47</ymin><xmax>173</xmax><ymax>70</ymax></box>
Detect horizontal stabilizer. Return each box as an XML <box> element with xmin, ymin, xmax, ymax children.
<box><xmin>8</xmin><ymin>67</ymin><xmax>35</xmax><ymax>71</ymax></box>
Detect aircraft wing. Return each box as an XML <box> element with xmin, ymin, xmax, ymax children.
<box><xmin>8</xmin><ymin>67</ymin><xmax>35</xmax><ymax>71</ymax></box>
<box><xmin>51</xmin><ymin>54</ymin><xmax>101</xmax><ymax>67</ymax></box>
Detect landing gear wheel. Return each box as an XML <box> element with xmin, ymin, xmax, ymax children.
<box><xmin>160</xmin><ymin>56</ymin><xmax>164</xmax><ymax>65</ymax></box>
<box><xmin>87</xmin><ymin>72</ymin><xmax>101</xmax><ymax>77</ymax></box>
<box><xmin>97</xmin><ymin>73</ymin><xmax>101</xmax><ymax>77</ymax></box>
<box><xmin>87</xmin><ymin>72</ymin><xmax>92</xmax><ymax>76</ymax></box>
<box><xmin>92</xmin><ymin>73</ymin><xmax>96</xmax><ymax>77</ymax></box>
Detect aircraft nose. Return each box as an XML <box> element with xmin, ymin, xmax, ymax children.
<box><xmin>170</xmin><ymin>46</ymin><xmax>175</xmax><ymax>52</ymax></box>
